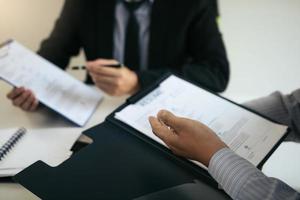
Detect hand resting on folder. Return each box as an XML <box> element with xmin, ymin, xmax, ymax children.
<box><xmin>149</xmin><ymin>110</ymin><xmax>227</xmax><ymax>167</ymax></box>
<box><xmin>149</xmin><ymin>110</ymin><xmax>300</xmax><ymax>200</ymax></box>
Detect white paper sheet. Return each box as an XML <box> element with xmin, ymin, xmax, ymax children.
<box><xmin>0</xmin><ymin>40</ymin><xmax>103</xmax><ymax>126</ymax></box>
<box><xmin>115</xmin><ymin>76</ymin><xmax>287</xmax><ymax>168</ymax></box>
<box><xmin>0</xmin><ymin>128</ymin><xmax>81</xmax><ymax>177</ymax></box>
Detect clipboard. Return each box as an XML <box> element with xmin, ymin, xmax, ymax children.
<box><xmin>108</xmin><ymin>73</ymin><xmax>288</xmax><ymax>170</ymax></box>
<box><xmin>14</xmin><ymin>73</ymin><xmax>288</xmax><ymax>199</ymax></box>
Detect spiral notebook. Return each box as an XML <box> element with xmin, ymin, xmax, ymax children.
<box><xmin>0</xmin><ymin>128</ymin><xmax>26</xmax><ymax>161</ymax></box>
<box><xmin>0</xmin><ymin>128</ymin><xmax>81</xmax><ymax>177</ymax></box>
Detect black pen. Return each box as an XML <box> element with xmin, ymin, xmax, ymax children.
<box><xmin>71</xmin><ymin>63</ymin><xmax>123</xmax><ymax>70</ymax></box>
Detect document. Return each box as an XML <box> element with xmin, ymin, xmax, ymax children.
<box><xmin>0</xmin><ymin>40</ymin><xmax>103</xmax><ymax>126</ymax></box>
<box><xmin>115</xmin><ymin>76</ymin><xmax>287</xmax><ymax>167</ymax></box>
<box><xmin>0</xmin><ymin>128</ymin><xmax>81</xmax><ymax>177</ymax></box>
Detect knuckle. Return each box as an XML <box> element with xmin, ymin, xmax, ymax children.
<box><xmin>108</xmin><ymin>91</ymin><xmax>115</xmax><ymax>96</ymax></box>
<box><xmin>158</xmin><ymin>110</ymin><xmax>167</xmax><ymax>118</ymax></box>
<box><xmin>31</xmin><ymin>103</ymin><xmax>38</xmax><ymax>111</ymax></box>
<box><xmin>169</xmin><ymin>145</ymin><xmax>177</xmax><ymax>153</ymax></box>
<box><xmin>114</xmin><ymin>78</ymin><xmax>122</xmax><ymax>87</ymax></box>
<box><xmin>96</xmin><ymin>84</ymin><xmax>103</xmax><ymax>90</ymax></box>
<box><xmin>21</xmin><ymin>104</ymin><xmax>28</xmax><ymax>110</ymax></box>
<box><xmin>115</xmin><ymin>82</ymin><xmax>122</xmax><ymax>88</ymax></box>
<box><xmin>19</xmin><ymin>96</ymin><xmax>26</xmax><ymax>102</ymax></box>
<box><xmin>152</xmin><ymin>123</ymin><xmax>159</xmax><ymax>130</ymax></box>
<box><xmin>168</xmin><ymin>139</ymin><xmax>177</xmax><ymax>147</ymax></box>
<box><xmin>111</xmin><ymin>89</ymin><xmax>120</xmax><ymax>96</ymax></box>
<box><xmin>121</xmin><ymin>69</ymin><xmax>127</xmax><ymax>77</ymax></box>
<box><xmin>14</xmin><ymin>101</ymin><xmax>21</xmax><ymax>106</ymax></box>
<box><xmin>21</xmin><ymin>92</ymin><xmax>28</xmax><ymax>98</ymax></box>
<box><xmin>30</xmin><ymin>106</ymin><xmax>36</xmax><ymax>112</ymax></box>
<box><xmin>111</xmin><ymin>91</ymin><xmax>118</xmax><ymax>96</ymax></box>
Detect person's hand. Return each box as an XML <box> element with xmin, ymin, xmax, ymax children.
<box><xmin>149</xmin><ymin>110</ymin><xmax>227</xmax><ymax>167</ymax></box>
<box><xmin>86</xmin><ymin>59</ymin><xmax>140</xmax><ymax>96</ymax></box>
<box><xmin>6</xmin><ymin>87</ymin><xmax>39</xmax><ymax>112</ymax></box>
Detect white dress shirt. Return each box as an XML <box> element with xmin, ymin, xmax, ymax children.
<box><xmin>113</xmin><ymin>0</ymin><xmax>154</xmax><ymax>70</ymax></box>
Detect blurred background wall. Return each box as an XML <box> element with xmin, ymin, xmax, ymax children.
<box><xmin>0</xmin><ymin>0</ymin><xmax>299</xmax><ymax>102</ymax></box>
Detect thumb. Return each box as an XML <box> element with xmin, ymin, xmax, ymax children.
<box><xmin>157</xmin><ymin>110</ymin><xmax>183</xmax><ymax>131</ymax></box>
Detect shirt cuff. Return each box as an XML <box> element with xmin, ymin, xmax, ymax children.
<box><xmin>208</xmin><ymin>148</ymin><xmax>264</xmax><ymax>199</ymax></box>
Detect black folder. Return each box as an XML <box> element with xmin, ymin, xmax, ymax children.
<box><xmin>14</xmin><ymin>74</ymin><xmax>287</xmax><ymax>200</ymax></box>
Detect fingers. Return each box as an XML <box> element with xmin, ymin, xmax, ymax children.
<box><xmin>29</xmin><ymin>98</ymin><xmax>39</xmax><ymax>111</ymax></box>
<box><xmin>7</xmin><ymin>87</ymin><xmax>25</xmax><ymax>99</ymax></box>
<box><xmin>89</xmin><ymin>66</ymin><xmax>121</xmax><ymax>77</ymax></box>
<box><xmin>149</xmin><ymin>116</ymin><xmax>178</xmax><ymax>146</ymax></box>
<box><xmin>87</xmin><ymin>59</ymin><xmax>139</xmax><ymax>96</ymax></box>
<box><xmin>21</xmin><ymin>92</ymin><xmax>38</xmax><ymax>111</ymax></box>
<box><xmin>7</xmin><ymin>88</ymin><xmax>39</xmax><ymax>111</ymax></box>
<box><xmin>87</xmin><ymin>59</ymin><xmax>119</xmax><ymax>67</ymax></box>
<box><xmin>92</xmin><ymin>75</ymin><xmax>119</xmax><ymax>86</ymax></box>
<box><xmin>90</xmin><ymin>74</ymin><xmax>119</xmax><ymax>95</ymax></box>
<box><xmin>12</xmin><ymin>90</ymin><xmax>31</xmax><ymax>107</ymax></box>
<box><xmin>87</xmin><ymin>59</ymin><xmax>121</xmax><ymax>78</ymax></box>
<box><xmin>157</xmin><ymin>110</ymin><xmax>183</xmax><ymax>131</ymax></box>
<box><xmin>20</xmin><ymin>93</ymin><xmax>34</xmax><ymax>110</ymax></box>
<box><xmin>96</xmin><ymin>82</ymin><xmax>120</xmax><ymax>96</ymax></box>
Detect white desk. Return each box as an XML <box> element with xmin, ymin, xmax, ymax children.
<box><xmin>0</xmin><ymin>81</ymin><xmax>126</xmax><ymax>200</ymax></box>
<box><xmin>0</xmin><ymin>80</ymin><xmax>299</xmax><ymax>200</ymax></box>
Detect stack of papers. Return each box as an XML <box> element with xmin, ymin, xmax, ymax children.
<box><xmin>0</xmin><ymin>128</ymin><xmax>82</xmax><ymax>177</ymax></box>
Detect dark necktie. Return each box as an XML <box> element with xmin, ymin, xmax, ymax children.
<box><xmin>123</xmin><ymin>0</ymin><xmax>145</xmax><ymax>70</ymax></box>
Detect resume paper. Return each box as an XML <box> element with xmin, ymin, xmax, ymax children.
<box><xmin>115</xmin><ymin>76</ymin><xmax>287</xmax><ymax>168</ymax></box>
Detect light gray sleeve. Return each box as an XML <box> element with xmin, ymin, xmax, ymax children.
<box><xmin>208</xmin><ymin>148</ymin><xmax>300</xmax><ymax>200</ymax></box>
<box><xmin>244</xmin><ymin>89</ymin><xmax>300</xmax><ymax>142</ymax></box>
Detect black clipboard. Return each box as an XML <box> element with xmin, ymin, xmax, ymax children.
<box><xmin>14</xmin><ymin>73</ymin><xmax>288</xmax><ymax>200</ymax></box>
<box><xmin>107</xmin><ymin>73</ymin><xmax>288</xmax><ymax>170</ymax></box>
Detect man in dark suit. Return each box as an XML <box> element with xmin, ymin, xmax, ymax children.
<box><xmin>7</xmin><ymin>0</ymin><xmax>229</xmax><ymax>111</ymax></box>
<box><xmin>211</xmin><ymin>0</ymin><xmax>219</xmax><ymax>17</ymax></box>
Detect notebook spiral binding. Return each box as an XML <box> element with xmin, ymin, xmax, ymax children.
<box><xmin>0</xmin><ymin>128</ymin><xmax>26</xmax><ymax>161</ymax></box>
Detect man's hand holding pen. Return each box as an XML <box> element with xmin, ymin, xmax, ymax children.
<box><xmin>86</xmin><ymin>59</ymin><xmax>140</xmax><ymax>96</ymax></box>
<box><xmin>6</xmin><ymin>58</ymin><xmax>140</xmax><ymax>112</ymax></box>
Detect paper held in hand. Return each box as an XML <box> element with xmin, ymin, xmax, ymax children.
<box><xmin>115</xmin><ymin>75</ymin><xmax>288</xmax><ymax>169</ymax></box>
<box><xmin>0</xmin><ymin>40</ymin><xmax>103</xmax><ymax>126</ymax></box>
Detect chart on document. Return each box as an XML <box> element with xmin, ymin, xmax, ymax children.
<box><xmin>115</xmin><ymin>75</ymin><xmax>287</xmax><ymax>167</ymax></box>
<box><xmin>0</xmin><ymin>40</ymin><xmax>103</xmax><ymax>126</ymax></box>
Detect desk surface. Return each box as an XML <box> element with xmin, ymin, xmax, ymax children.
<box><xmin>0</xmin><ymin>81</ymin><xmax>126</xmax><ymax>200</ymax></box>
<box><xmin>1</xmin><ymin>80</ymin><xmax>299</xmax><ymax>200</ymax></box>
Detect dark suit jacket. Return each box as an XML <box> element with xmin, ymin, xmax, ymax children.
<box><xmin>211</xmin><ymin>0</ymin><xmax>219</xmax><ymax>17</ymax></box>
<box><xmin>38</xmin><ymin>0</ymin><xmax>230</xmax><ymax>92</ymax></box>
